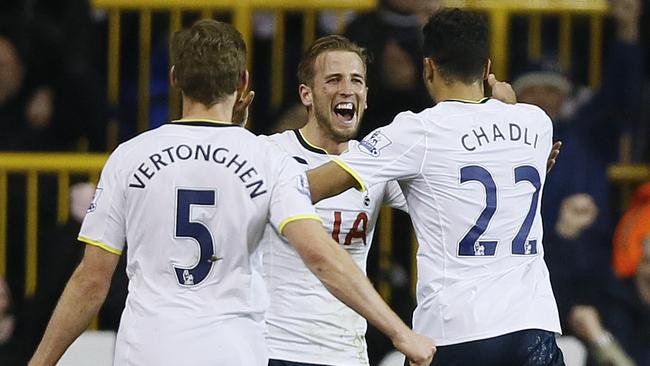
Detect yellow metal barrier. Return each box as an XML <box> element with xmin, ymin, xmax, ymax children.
<box><xmin>91</xmin><ymin>0</ymin><xmax>609</xmax><ymax>146</ymax></box>
<box><xmin>0</xmin><ymin>153</ymin><xmax>108</xmax><ymax>296</ymax></box>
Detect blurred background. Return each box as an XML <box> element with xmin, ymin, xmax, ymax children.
<box><xmin>0</xmin><ymin>0</ymin><xmax>649</xmax><ymax>365</ymax></box>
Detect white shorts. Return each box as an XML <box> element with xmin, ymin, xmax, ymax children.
<box><xmin>113</xmin><ymin>316</ymin><xmax>268</xmax><ymax>366</ymax></box>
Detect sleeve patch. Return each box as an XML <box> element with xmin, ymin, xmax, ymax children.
<box><xmin>87</xmin><ymin>187</ymin><xmax>104</xmax><ymax>213</ymax></box>
<box><xmin>296</xmin><ymin>173</ymin><xmax>312</xmax><ymax>198</ymax></box>
<box><xmin>358</xmin><ymin>130</ymin><xmax>392</xmax><ymax>157</ymax></box>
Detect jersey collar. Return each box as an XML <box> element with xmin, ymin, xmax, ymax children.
<box><xmin>170</xmin><ymin>119</ymin><xmax>239</xmax><ymax>127</ymax></box>
<box><xmin>440</xmin><ymin>97</ymin><xmax>490</xmax><ymax>104</ymax></box>
<box><xmin>293</xmin><ymin>129</ymin><xmax>329</xmax><ymax>155</ymax></box>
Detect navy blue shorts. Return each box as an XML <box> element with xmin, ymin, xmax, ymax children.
<box><xmin>425</xmin><ymin>329</ymin><xmax>565</xmax><ymax>366</ymax></box>
<box><xmin>268</xmin><ymin>360</ymin><xmax>330</xmax><ymax>366</ymax></box>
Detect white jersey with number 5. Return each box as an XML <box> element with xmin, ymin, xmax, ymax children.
<box><xmin>78</xmin><ymin>120</ymin><xmax>320</xmax><ymax>365</ymax></box>
<box><xmin>336</xmin><ymin>98</ymin><xmax>561</xmax><ymax>346</ymax></box>
<box><xmin>261</xmin><ymin>130</ymin><xmax>406</xmax><ymax>365</ymax></box>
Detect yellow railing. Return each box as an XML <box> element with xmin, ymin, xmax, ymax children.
<box><xmin>91</xmin><ymin>0</ymin><xmax>609</xmax><ymax>146</ymax></box>
<box><xmin>92</xmin><ymin>0</ymin><xmax>377</xmax><ymax>147</ymax></box>
<box><xmin>0</xmin><ymin>153</ymin><xmax>107</xmax><ymax>296</ymax></box>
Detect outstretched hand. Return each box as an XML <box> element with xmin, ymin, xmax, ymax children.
<box><xmin>487</xmin><ymin>74</ymin><xmax>516</xmax><ymax>104</ymax></box>
<box><xmin>232</xmin><ymin>90</ymin><xmax>255</xmax><ymax>127</ymax></box>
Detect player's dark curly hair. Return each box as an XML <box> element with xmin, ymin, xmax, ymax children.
<box><xmin>170</xmin><ymin>20</ymin><xmax>246</xmax><ymax>106</ymax></box>
<box><xmin>422</xmin><ymin>8</ymin><xmax>489</xmax><ymax>84</ymax></box>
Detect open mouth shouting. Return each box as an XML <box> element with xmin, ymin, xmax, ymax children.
<box><xmin>334</xmin><ymin>102</ymin><xmax>356</xmax><ymax>125</ymax></box>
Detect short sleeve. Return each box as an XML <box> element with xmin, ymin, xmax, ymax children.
<box><xmin>268</xmin><ymin>152</ymin><xmax>322</xmax><ymax>235</ymax></box>
<box><xmin>383</xmin><ymin>180</ymin><xmax>408</xmax><ymax>213</ymax></box>
<box><xmin>336</xmin><ymin>112</ymin><xmax>427</xmax><ymax>190</ymax></box>
<box><xmin>78</xmin><ymin>149</ymin><xmax>127</xmax><ymax>255</ymax></box>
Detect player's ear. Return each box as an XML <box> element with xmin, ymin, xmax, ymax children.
<box><xmin>423</xmin><ymin>57</ymin><xmax>435</xmax><ymax>84</ymax></box>
<box><xmin>299</xmin><ymin>83</ymin><xmax>313</xmax><ymax>107</ymax></box>
<box><xmin>483</xmin><ymin>59</ymin><xmax>492</xmax><ymax>80</ymax></box>
<box><xmin>237</xmin><ymin>70</ymin><xmax>250</xmax><ymax>96</ymax></box>
<box><xmin>169</xmin><ymin>65</ymin><xmax>178</xmax><ymax>89</ymax></box>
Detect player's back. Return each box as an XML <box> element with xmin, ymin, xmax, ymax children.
<box><xmin>118</xmin><ymin>122</ymin><xmax>273</xmax><ymax>318</ymax></box>
<box><xmin>398</xmin><ymin>99</ymin><xmax>561</xmax><ymax>345</ymax></box>
<box><xmin>79</xmin><ymin>120</ymin><xmax>314</xmax><ymax>364</ymax></box>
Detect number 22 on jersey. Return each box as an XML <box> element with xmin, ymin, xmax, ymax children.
<box><xmin>459</xmin><ymin>165</ymin><xmax>541</xmax><ymax>257</ymax></box>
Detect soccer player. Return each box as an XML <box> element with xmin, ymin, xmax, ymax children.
<box><xmin>262</xmin><ymin>35</ymin><xmax>521</xmax><ymax>366</ymax></box>
<box><xmin>307</xmin><ymin>9</ymin><xmax>565</xmax><ymax>365</ymax></box>
<box><xmin>28</xmin><ymin>20</ymin><xmax>435</xmax><ymax>366</ymax></box>
<box><xmin>261</xmin><ymin>35</ymin><xmax>408</xmax><ymax>366</ymax></box>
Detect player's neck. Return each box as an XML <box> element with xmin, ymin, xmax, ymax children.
<box><xmin>433</xmin><ymin>81</ymin><xmax>485</xmax><ymax>104</ymax></box>
<box><xmin>180</xmin><ymin>95</ymin><xmax>235</xmax><ymax>124</ymax></box>
<box><xmin>300</xmin><ymin>120</ymin><xmax>347</xmax><ymax>155</ymax></box>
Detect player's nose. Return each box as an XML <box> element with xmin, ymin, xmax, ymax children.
<box><xmin>338</xmin><ymin>78</ymin><xmax>354</xmax><ymax>95</ymax></box>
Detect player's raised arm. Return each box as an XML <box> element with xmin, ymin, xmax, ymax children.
<box><xmin>282</xmin><ymin>219</ymin><xmax>435</xmax><ymax>365</ymax></box>
<box><xmin>306</xmin><ymin>160</ymin><xmax>359</xmax><ymax>203</ymax></box>
<box><xmin>28</xmin><ymin>245</ymin><xmax>120</xmax><ymax>366</ymax></box>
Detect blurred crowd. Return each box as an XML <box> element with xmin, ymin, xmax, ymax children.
<box><xmin>0</xmin><ymin>0</ymin><xmax>649</xmax><ymax>365</ymax></box>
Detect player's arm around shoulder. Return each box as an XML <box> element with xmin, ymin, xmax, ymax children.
<box><xmin>282</xmin><ymin>219</ymin><xmax>435</xmax><ymax>365</ymax></box>
<box><xmin>29</xmin><ymin>245</ymin><xmax>120</xmax><ymax>366</ymax></box>
<box><xmin>306</xmin><ymin>160</ymin><xmax>360</xmax><ymax>203</ymax></box>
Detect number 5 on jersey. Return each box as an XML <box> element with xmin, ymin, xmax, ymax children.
<box><xmin>174</xmin><ymin>188</ymin><xmax>217</xmax><ymax>286</ymax></box>
<box><xmin>459</xmin><ymin>165</ymin><xmax>541</xmax><ymax>257</ymax></box>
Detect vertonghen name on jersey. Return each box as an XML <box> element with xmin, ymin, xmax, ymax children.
<box><xmin>128</xmin><ymin>144</ymin><xmax>267</xmax><ymax>198</ymax></box>
<box><xmin>461</xmin><ymin>122</ymin><xmax>539</xmax><ymax>152</ymax></box>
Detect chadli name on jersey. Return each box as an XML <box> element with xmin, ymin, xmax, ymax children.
<box><xmin>461</xmin><ymin>122</ymin><xmax>539</xmax><ymax>152</ymax></box>
<box><xmin>128</xmin><ymin>144</ymin><xmax>267</xmax><ymax>198</ymax></box>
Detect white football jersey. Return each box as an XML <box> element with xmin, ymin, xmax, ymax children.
<box><xmin>261</xmin><ymin>130</ymin><xmax>406</xmax><ymax>365</ymax></box>
<box><xmin>78</xmin><ymin>120</ymin><xmax>320</xmax><ymax>365</ymax></box>
<box><xmin>336</xmin><ymin>98</ymin><xmax>561</xmax><ymax>346</ymax></box>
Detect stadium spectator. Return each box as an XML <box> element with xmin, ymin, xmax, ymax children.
<box><xmin>27</xmin><ymin>20</ymin><xmax>434</xmax><ymax>366</ymax></box>
<box><xmin>0</xmin><ymin>0</ymin><xmax>106</xmax><ymax>152</ymax></box>
<box><xmin>344</xmin><ymin>0</ymin><xmax>441</xmax><ymax>138</ymax></box>
<box><xmin>0</xmin><ymin>23</ymin><xmax>55</xmax><ymax>151</ymax></box>
<box><xmin>307</xmin><ymin>9</ymin><xmax>564</xmax><ymax>365</ymax></box>
<box><xmin>514</xmin><ymin>0</ymin><xmax>645</xmax><ymax>363</ymax></box>
<box><xmin>0</xmin><ymin>276</ymin><xmax>14</xmax><ymax>363</ymax></box>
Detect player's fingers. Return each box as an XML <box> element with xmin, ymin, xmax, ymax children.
<box><xmin>552</xmin><ymin>141</ymin><xmax>562</xmax><ymax>158</ymax></box>
<box><xmin>243</xmin><ymin>90</ymin><xmax>255</xmax><ymax>106</ymax></box>
<box><xmin>546</xmin><ymin>151</ymin><xmax>558</xmax><ymax>173</ymax></box>
<box><xmin>487</xmin><ymin>73</ymin><xmax>497</xmax><ymax>87</ymax></box>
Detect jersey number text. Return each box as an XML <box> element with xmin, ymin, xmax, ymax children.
<box><xmin>173</xmin><ymin>189</ymin><xmax>217</xmax><ymax>286</ymax></box>
<box><xmin>459</xmin><ymin>165</ymin><xmax>540</xmax><ymax>256</ymax></box>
